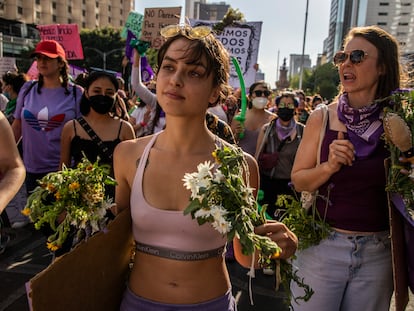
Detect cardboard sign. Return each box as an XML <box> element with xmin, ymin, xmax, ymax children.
<box><xmin>27</xmin><ymin>208</ymin><xmax>134</xmax><ymax>311</ymax></box>
<box><xmin>140</xmin><ymin>7</ymin><xmax>181</xmax><ymax>49</ymax></box>
<box><xmin>191</xmin><ymin>20</ymin><xmax>262</xmax><ymax>89</ymax></box>
<box><xmin>121</xmin><ymin>11</ymin><xmax>144</xmax><ymax>39</ymax></box>
<box><xmin>37</xmin><ymin>24</ymin><xmax>84</xmax><ymax>60</ymax></box>
<box><xmin>0</xmin><ymin>57</ymin><xmax>17</xmax><ymax>76</ymax></box>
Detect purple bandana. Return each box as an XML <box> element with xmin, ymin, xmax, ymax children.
<box><xmin>276</xmin><ymin>118</ymin><xmax>296</xmax><ymax>141</ymax></box>
<box><xmin>337</xmin><ymin>93</ymin><xmax>383</xmax><ymax>159</ymax></box>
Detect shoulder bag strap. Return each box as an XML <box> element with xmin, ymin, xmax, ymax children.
<box><xmin>316</xmin><ymin>104</ymin><xmax>329</xmax><ymax>165</ymax></box>
<box><xmin>77</xmin><ymin>117</ymin><xmax>113</xmax><ymax>160</ymax></box>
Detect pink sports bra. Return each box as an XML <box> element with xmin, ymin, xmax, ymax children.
<box><xmin>130</xmin><ymin>132</ymin><xmax>227</xmax><ymax>256</ymax></box>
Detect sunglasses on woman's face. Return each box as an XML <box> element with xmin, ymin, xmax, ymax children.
<box><xmin>253</xmin><ymin>90</ymin><xmax>271</xmax><ymax>97</ymax></box>
<box><xmin>333</xmin><ymin>50</ymin><xmax>368</xmax><ymax>66</ymax></box>
<box><xmin>160</xmin><ymin>24</ymin><xmax>212</xmax><ymax>40</ymax></box>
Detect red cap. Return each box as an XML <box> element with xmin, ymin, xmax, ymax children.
<box><xmin>31</xmin><ymin>40</ymin><xmax>66</xmax><ymax>60</ymax></box>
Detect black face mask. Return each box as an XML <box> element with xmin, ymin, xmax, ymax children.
<box><xmin>278</xmin><ymin>108</ymin><xmax>295</xmax><ymax>121</ymax></box>
<box><xmin>89</xmin><ymin>95</ymin><xmax>115</xmax><ymax>114</ymax></box>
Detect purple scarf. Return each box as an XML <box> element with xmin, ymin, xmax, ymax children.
<box><xmin>337</xmin><ymin>93</ymin><xmax>383</xmax><ymax>159</ymax></box>
<box><xmin>276</xmin><ymin>118</ymin><xmax>296</xmax><ymax>141</ymax></box>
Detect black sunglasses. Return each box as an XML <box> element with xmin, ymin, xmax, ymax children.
<box><xmin>253</xmin><ymin>90</ymin><xmax>271</xmax><ymax>97</ymax></box>
<box><xmin>333</xmin><ymin>50</ymin><xmax>368</xmax><ymax>66</ymax></box>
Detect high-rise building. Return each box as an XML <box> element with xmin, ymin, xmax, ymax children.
<box><xmin>185</xmin><ymin>0</ymin><xmax>229</xmax><ymax>21</ymax></box>
<box><xmin>0</xmin><ymin>0</ymin><xmax>134</xmax><ymax>29</ymax></box>
<box><xmin>325</xmin><ymin>0</ymin><xmax>413</xmax><ymax>61</ymax></box>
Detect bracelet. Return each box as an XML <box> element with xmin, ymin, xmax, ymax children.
<box><xmin>140</xmin><ymin>121</ymin><xmax>147</xmax><ymax>127</ymax></box>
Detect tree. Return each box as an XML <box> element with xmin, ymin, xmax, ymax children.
<box><xmin>71</xmin><ymin>27</ymin><xmax>125</xmax><ymax>73</ymax></box>
<box><xmin>290</xmin><ymin>63</ymin><xmax>339</xmax><ymax>101</ymax></box>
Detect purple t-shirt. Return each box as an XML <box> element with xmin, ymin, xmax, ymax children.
<box><xmin>316</xmin><ymin>128</ymin><xmax>390</xmax><ymax>232</ymax></box>
<box><xmin>14</xmin><ymin>81</ymin><xmax>83</xmax><ymax>173</ymax></box>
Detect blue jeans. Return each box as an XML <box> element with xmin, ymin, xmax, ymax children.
<box><xmin>290</xmin><ymin>230</ymin><xmax>393</xmax><ymax>311</ymax></box>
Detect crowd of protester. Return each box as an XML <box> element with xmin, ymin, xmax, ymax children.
<box><xmin>0</xmin><ymin>23</ymin><xmax>408</xmax><ymax>310</ymax></box>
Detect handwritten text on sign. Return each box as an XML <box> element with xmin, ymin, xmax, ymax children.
<box><xmin>37</xmin><ymin>24</ymin><xmax>84</xmax><ymax>60</ymax></box>
<box><xmin>140</xmin><ymin>7</ymin><xmax>181</xmax><ymax>49</ymax></box>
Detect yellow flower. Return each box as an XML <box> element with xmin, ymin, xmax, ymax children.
<box><xmin>55</xmin><ymin>191</ymin><xmax>62</xmax><ymax>200</ymax></box>
<box><xmin>69</xmin><ymin>181</ymin><xmax>80</xmax><ymax>191</ymax></box>
<box><xmin>47</xmin><ymin>242</ymin><xmax>60</xmax><ymax>251</ymax></box>
<box><xmin>21</xmin><ymin>207</ymin><xmax>31</xmax><ymax>216</ymax></box>
<box><xmin>46</xmin><ymin>183</ymin><xmax>56</xmax><ymax>192</ymax></box>
<box><xmin>271</xmin><ymin>250</ymin><xmax>280</xmax><ymax>259</ymax></box>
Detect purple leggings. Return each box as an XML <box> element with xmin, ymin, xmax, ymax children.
<box><xmin>120</xmin><ymin>286</ymin><xmax>237</xmax><ymax>311</ymax></box>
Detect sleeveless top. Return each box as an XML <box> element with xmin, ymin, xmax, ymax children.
<box><xmin>316</xmin><ymin>122</ymin><xmax>389</xmax><ymax>232</ymax></box>
<box><xmin>131</xmin><ymin>132</ymin><xmax>227</xmax><ymax>253</ymax></box>
<box><xmin>70</xmin><ymin>120</ymin><xmax>122</xmax><ymax>167</ymax></box>
<box><xmin>238</xmin><ymin>128</ymin><xmax>260</xmax><ymax>156</ymax></box>
<box><xmin>70</xmin><ymin>120</ymin><xmax>122</xmax><ymax>199</ymax></box>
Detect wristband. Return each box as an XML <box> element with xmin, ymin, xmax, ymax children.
<box><xmin>140</xmin><ymin>121</ymin><xmax>147</xmax><ymax>127</ymax></box>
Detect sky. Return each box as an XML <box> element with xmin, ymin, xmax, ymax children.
<box><xmin>134</xmin><ymin>0</ymin><xmax>332</xmax><ymax>87</ymax></box>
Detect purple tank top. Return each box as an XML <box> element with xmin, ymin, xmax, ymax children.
<box><xmin>316</xmin><ymin>127</ymin><xmax>390</xmax><ymax>232</ymax></box>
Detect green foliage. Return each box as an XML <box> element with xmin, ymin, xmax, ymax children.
<box><xmin>277</xmin><ymin>195</ymin><xmax>331</xmax><ymax>251</ymax></box>
<box><xmin>70</xmin><ymin>27</ymin><xmax>126</xmax><ymax>72</ymax></box>
<box><xmin>291</xmin><ymin>63</ymin><xmax>339</xmax><ymax>101</ymax></box>
<box><xmin>213</xmin><ymin>7</ymin><xmax>246</xmax><ymax>34</ymax></box>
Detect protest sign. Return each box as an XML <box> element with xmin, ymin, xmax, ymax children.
<box><xmin>0</xmin><ymin>57</ymin><xmax>16</xmax><ymax>76</ymax></box>
<box><xmin>121</xmin><ymin>11</ymin><xmax>144</xmax><ymax>39</ymax></box>
<box><xmin>191</xmin><ymin>20</ymin><xmax>262</xmax><ymax>89</ymax></box>
<box><xmin>37</xmin><ymin>24</ymin><xmax>84</xmax><ymax>60</ymax></box>
<box><xmin>140</xmin><ymin>7</ymin><xmax>181</xmax><ymax>49</ymax></box>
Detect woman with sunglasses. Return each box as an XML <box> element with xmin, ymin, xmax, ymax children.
<box><xmin>114</xmin><ymin>25</ymin><xmax>298</xmax><ymax>310</ymax></box>
<box><xmin>290</xmin><ymin>26</ymin><xmax>404</xmax><ymax>310</ymax></box>
<box><xmin>231</xmin><ymin>81</ymin><xmax>276</xmax><ymax>156</ymax></box>
<box><xmin>255</xmin><ymin>91</ymin><xmax>304</xmax><ymax>220</ymax></box>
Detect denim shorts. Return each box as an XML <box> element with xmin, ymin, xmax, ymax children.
<box><xmin>290</xmin><ymin>230</ymin><xmax>393</xmax><ymax>311</ymax></box>
<box><xmin>120</xmin><ymin>286</ymin><xmax>237</xmax><ymax>311</ymax></box>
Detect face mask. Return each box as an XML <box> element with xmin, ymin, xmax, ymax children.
<box><xmin>278</xmin><ymin>108</ymin><xmax>295</xmax><ymax>121</ymax></box>
<box><xmin>252</xmin><ymin>97</ymin><xmax>268</xmax><ymax>109</ymax></box>
<box><xmin>89</xmin><ymin>95</ymin><xmax>115</xmax><ymax>114</ymax></box>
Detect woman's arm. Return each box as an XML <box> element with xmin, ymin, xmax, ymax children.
<box><xmin>59</xmin><ymin>120</ymin><xmax>74</xmax><ymax>169</ymax></box>
<box><xmin>130</xmin><ymin>50</ymin><xmax>157</xmax><ymax>109</ymax></box>
<box><xmin>291</xmin><ymin>106</ymin><xmax>354</xmax><ymax>192</ymax></box>
<box><xmin>113</xmin><ymin>140</ymin><xmax>135</xmax><ymax>215</ymax></box>
<box><xmin>0</xmin><ymin>112</ymin><xmax>25</xmax><ymax>212</ymax></box>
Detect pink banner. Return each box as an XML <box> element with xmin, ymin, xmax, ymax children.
<box><xmin>37</xmin><ymin>24</ymin><xmax>84</xmax><ymax>60</ymax></box>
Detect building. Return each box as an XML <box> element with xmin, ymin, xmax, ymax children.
<box><xmin>185</xmin><ymin>0</ymin><xmax>229</xmax><ymax>21</ymax></box>
<box><xmin>0</xmin><ymin>0</ymin><xmax>134</xmax><ymax>62</ymax></box>
<box><xmin>0</xmin><ymin>0</ymin><xmax>133</xmax><ymax>29</ymax></box>
<box><xmin>288</xmin><ymin>54</ymin><xmax>312</xmax><ymax>79</ymax></box>
<box><xmin>325</xmin><ymin>0</ymin><xmax>414</xmax><ymax>62</ymax></box>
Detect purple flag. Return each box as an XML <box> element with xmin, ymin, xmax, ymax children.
<box><xmin>125</xmin><ymin>30</ymin><xmax>137</xmax><ymax>61</ymax></box>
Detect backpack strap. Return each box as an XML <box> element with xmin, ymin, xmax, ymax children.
<box><xmin>77</xmin><ymin>117</ymin><xmax>113</xmax><ymax>160</ymax></box>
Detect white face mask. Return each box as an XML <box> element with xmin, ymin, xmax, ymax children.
<box><xmin>252</xmin><ymin>97</ymin><xmax>268</xmax><ymax>109</ymax></box>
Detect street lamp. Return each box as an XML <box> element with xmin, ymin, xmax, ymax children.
<box><xmin>299</xmin><ymin>0</ymin><xmax>309</xmax><ymax>90</ymax></box>
<box><xmin>84</xmin><ymin>47</ymin><xmax>124</xmax><ymax>71</ymax></box>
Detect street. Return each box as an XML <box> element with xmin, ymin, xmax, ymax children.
<box><xmin>0</xmin><ymin>224</ymin><xmax>413</xmax><ymax>311</ymax></box>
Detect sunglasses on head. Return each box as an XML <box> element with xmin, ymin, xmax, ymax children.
<box><xmin>253</xmin><ymin>90</ymin><xmax>271</xmax><ymax>97</ymax></box>
<box><xmin>160</xmin><ymin>24</ymin><xmax>212</xmax><ymax>40</ymax></box>
<box><xmin>333</xmin><ymin>50</ymin><xmax>368</xmax><ymax>66</ymax></box>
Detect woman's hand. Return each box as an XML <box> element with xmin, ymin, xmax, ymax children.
<box><xmin>254</xmin><ymin>221</ymin><xmax>298</xmax><ymax>260</ymax></box>
<box><xmin>326</xmin><ymin>131</ymin><xmax>355</xmax><ymax>173</ymax></box>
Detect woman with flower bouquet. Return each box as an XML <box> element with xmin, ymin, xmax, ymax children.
<box><xmin>113</xmin><ymin>24</ymin><xmax>298</xmax><ymax>310</ymax></box>
<box><xmin>290</xmin><ymin>26</ymin><xmax>406</xmax><ymax>310</ymax></box>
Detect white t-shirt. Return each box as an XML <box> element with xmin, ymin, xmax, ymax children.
<box><xmin>0</xmin><ymin>94</ymin><xmax>9</xmax><ymax>111</ymax></box>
